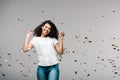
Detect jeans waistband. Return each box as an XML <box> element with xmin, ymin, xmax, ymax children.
<box><xmin>38</xmin><ymin>63</ymin><xmax>58</xmax><ymax>68</ymax></box>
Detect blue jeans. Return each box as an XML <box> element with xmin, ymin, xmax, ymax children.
<box><xmin>37</xmin><ymin>64</ymin><xmax>59</xmax><ymax>80</ymax></box>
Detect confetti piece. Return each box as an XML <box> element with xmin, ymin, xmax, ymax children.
<box><xmin>94</xmin><ymin>69</ymin><xmax>97</xmax><ymax>72</ymax></box>
<box><xmin>16</xmin><ymin>59</ymin><xmax>19</xmax><ymax>61</ymax></box>
<box><xmin>0</xmin><ymin>64</ymin><xmax>2</xmax><ymax>67</ymax></box>
<box><xmin>117</xmin><ymin>56</ymin><xmax>119</xmax><ymax>58</ymax></box>
<box><xmin>85</xmin><ymin>37</ymin><xmax>88</xmax><ymax>39</ymax></box>
<box><xmin>41</xmin><ymin>10</ymin><xmax>45</xmax><ymax>13</ymax></box>
<box><xmin>101</xmin><ymin>16</ymin><xmax>104</xmax><ymax>17</ymax></box>
<box><xmin>113</xmin><ymin>48</ymin><xmax>116</xmax><ymax>50</ymax></box>
<box><xmin>8</xmin><ymin>64</ymin><xmax>11</xmax><ymax>67</ymax></box>
<box><xmin>87</xmin><ymin>74</ymin><xmax>90</xmax><ymax>76</ymax></box>
<box><xmin>29</xmin><ymin>58</ymin><xmax>31</xmax><ymax>60</ymax></box>
<box><xmin>7</xmin><ymin>53</ymin><xmax>11</xmax><ymax>55</ymax></box>
<box><xmin>20</xmin><ymin>63</ymin><xmax>22</xmax><ymax>65</ymax></box>
<box><xmin>112</xmin><ymin>10</ymin><xmax>115</xmax><ymax>13</ymax></box>
<box><xmin>23</xmin><ymin>65</ymin><xmax>25</xmax><ymax>67</ymax></box>
<box><xmin>33</xmin><ymin>63</ymin><xmax>37</xmax><ymax>65</ymax></box>
<box><xmin>79</xmin><ymin>78</ymin><xmax>83</xmax><ymax>80</ymax></box>
<box><xmin>83</xmin><ymin>41</ymin><xmax>86</xmax><ymax>44</ymax></box>
<box><xmin>102</xmin><ymin>40</ymin><xmax>104</xmax><ymax>42</ymax></box>
<box><xmin>117</xmin><ymin>49</ymin><xmax>119</xmax><ymax>51</ymax></box>
<box><xmin>17</xmin><ymin>18</ymin><xmax>23</xmax><ymax>22</ymax></box>
<box><xmin>61</xmin><ymin>22</ymin><xmax>64</xmax><ymax>24</ymax></box>
<box><xmin>2</xmin><ymin>73</ymin><xmax>6</xmax><ymax>77</ymax></box>
<box><xmin>84</xmin><ymin>62</ymin><xmax>86</xmax><ymax>64</ymax></box>
<box><xmin>88</xmin><ymin>41</ymin><xmax>92</xmax><ymax>43</ymax></box>
<box><xmin>75</xmin><ymin>35</ymin><xmax>78</xmax><ymax>39</ymax></box>
<box><xmin>28</xmin><ymin>55</ymin><xmax>31</xmax><ymax>57</ymax></box>
<box><xmin>84</xmin><ymin>69</ymin><xmax>87</xmax><ymax>72</ymax></box>
<box><xmin>33</xmin><ymin>50</ymin><xmax>36</xmax><ymax>53</ymax></box>
<box><xmin>59</xmin><ymin>59</ymin><xmax>62</xmax><ymax>61</ymax></box>
<box><xmin>75</xmin><ymin>71</ymin><xmax>77</xmax><ymax>75</ymax></box>
<box><xmin>4</xmin><ymin>59</ymin><xmax>8</xmax><ymax>62</ymax></box>
<box><xmin>74</xmin><ymin>60</ymin><xmax>77</xmax><ymax>62</ymax></box>
<box><xmin>18</xmin><ymin>18</ymin><xmax>20</xmax><ymax>21</ymax></box>
<box><xmin>72</xmin><ymin>51</ymin><xmax>75</xmax><ymax>53</ymax></box>
<box><xmin>102</xmin><ymin>59</ymin><xmax>104</xmax><ymax>61</ymax></box>
<box><xmin>114</xmin><ymin>72</ymin><xmax>118</xmax><ymax>74</ymax></box>
<box><xmin>22</xmin><ymin>74</ymin><xmax>28</xmax><ymax>77</ymax></box>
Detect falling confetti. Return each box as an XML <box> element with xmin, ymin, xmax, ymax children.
<box><xmin>84</xmin><ymin>69</ymin><xmax>87</xmax><ymax>72</ymax></box>
<box><xmin>72</xmin><ymin>51</ymin><xmax>75</xmax><ymax>53</ymax></box>
<box><xmin>102</xmin><ymin>59</ymin><xmax>104</xmax><ymax>61</ymax></box>
<box><xmin>2</xmin><ymin>73</ymin><xmax>6</xmax><ymax>77</ymax></box>
<box><xmin>17</xmin><ymin>18</ymin><xmax>23</xmax><ymax>22</ymax></box>
<box><xmin>80</xmin><ymin>63</ymin><xmax>82</xmax><ymax>65</ymax></box>
<box><xmin>18</xmin><ymin>18</ymin><xmax>20</xmax><ymax>21</ymax></box>
<box><xmin>74</xmin><ymin>60</ymin><xmax>77</xmax><ymax>62</ymax></box>
<box><xmin>114</xmin><ymin>72</ymin><xmax>118</xmax><ymax>75</ymax></box>
<box><xmin>4</xmin><ymin>59</ymin><xmax>8</xmax><ymax>62</ymax></box>
<box><xmin>7</xmin><ymin>53</ymin><xmax>11</xmax><ymax>55</ymax></box>
<box><xmin>0</xmin><ymin>64</ymin><xmax>2</xmax><ymax>67</ymax></box>
<box><xmin>20</xmin><ymin>63</ymin><xmax>23</xmax><ymax>65</ymax></box>
<box><xmin>85</xmin><ymin>37</ymin><xmax>88</xmax><ymax>39</ymax></box>
<box><xmin>87</xmin><ymin>74</ymin><xmax>90</xmax><ymax>76</ymax></box>
<box><xmin>75</xmin><ymin>71</ymin><xmax>77</xmax><ymax>75</ymax></box>
<box><xmin>112</xmin><ymin>10</ymin><xmax>115</xmax><ymax>13</ymax></box>
<box><xmin>8</xmin><ymin>64</ymin><xmax>11</xmax><ymax>67</ymax></box>
<box><xmin>84</xmin><ymin>62</ymin><xmax>86</xmax><ymax>64</ymax></box>
<box><xmin>94</xmin><ymin>69</ymin><xmax>97</xmax><ymax>72</ymax></box>
<box><xmin>33</xmin><ymin>63</ymin><xmax>37</xmax><ymax>65</ymax></box>
<box><xmin>41</xmin><ymin>10</ymin><xmax>45</xmax><ymax>13</ymax></box>
<box><xmin>88</xmin><ymin>41</ymin><xmax>92</xmax><ymax>43</ymax></box>
<box><xmin>22</xmin><ymin>74</ymin><xmax>28</xmax><ymax>77</ymax></box>
<box><xmin>101</xmin><ymin>15</ymin><xmax>104</xmax><ymax>17</ymax></box>
<box><xmin>61</xmin><ymin>22</ymin><xmax>64</xmax><ymax>24</ymax></box>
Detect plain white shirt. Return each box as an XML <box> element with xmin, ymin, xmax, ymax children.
<box><xmin>30</xmin><ymin>37</ymin><xmax>59</xmax><ymax>66</ymax></box>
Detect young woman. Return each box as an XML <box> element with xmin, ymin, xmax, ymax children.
<box><xmin>23</xmin><ymin>20</ymin><xmax>65</xmax><ymax>80</ymax></box>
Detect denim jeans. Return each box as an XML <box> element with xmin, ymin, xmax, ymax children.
<box><xmin>37</xmin><ymin>64</ymin><xmax>59</xmax><ymax>80</ymax></box>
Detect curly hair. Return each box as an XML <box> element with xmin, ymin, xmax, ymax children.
<box><xmin>33</xmin><ymin>20</ymin><xmax>59</xmax><ymax>40</ymax></box>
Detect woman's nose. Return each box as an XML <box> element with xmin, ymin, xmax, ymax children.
<box><xmin>46</xmin><ymin>28</ymin><xmax>50</xmax><ymax>31</ymax></box>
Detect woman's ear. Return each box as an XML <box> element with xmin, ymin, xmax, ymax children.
<box><xmin>41</xmin><ymin>26</ymin><xmax>44</xmax><ymax>30</ymax></box>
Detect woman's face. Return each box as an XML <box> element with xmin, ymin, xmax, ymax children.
<box><xmin>41</xmin><ymin>23</ymin><xmax>51</xmax><ymax>36</ymax></box>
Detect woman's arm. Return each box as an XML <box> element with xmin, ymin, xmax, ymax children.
<box><xmin>23</xmin><ymin>30</ymin><xmax>34</xmax><ymax>52</ymax></box>
<box><xmin>55</xmin><ymin>32</ymin><xmax>65</xmax><ymax>54</ymax></box>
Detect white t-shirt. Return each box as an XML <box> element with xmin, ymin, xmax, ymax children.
<box><xmin>30</xmin><ymin>37</ymin><xmax>59</xmax><ymax>66</ymax></box>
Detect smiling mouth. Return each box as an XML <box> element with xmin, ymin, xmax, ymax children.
<box><xmin>44</xmin><ymin>30</ymin><xmax>49</xmax><ymax>34</ymax></box>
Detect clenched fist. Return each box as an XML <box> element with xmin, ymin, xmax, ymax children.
<box><xmin>59</xmin><ymin>32</ymin><xmax>65</xmax><ymax>40</ymax></box>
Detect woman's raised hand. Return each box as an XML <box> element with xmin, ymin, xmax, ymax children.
<box><xmin>26</xmin><ymin>30</ymin><xmax>33</xmax><ymax>38</ymax></box>
<box><xmin>59</xmin><ymin>32</ymin><xmax>65</xmax><ymax>40</ymax></box>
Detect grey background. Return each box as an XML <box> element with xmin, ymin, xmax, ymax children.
<box><xmin>0</xmin><ymin>0</ymin><xmax>120</xmax><ymax>80</ymax></box>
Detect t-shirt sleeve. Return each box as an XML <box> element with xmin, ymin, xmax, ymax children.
<box><xmin>30</xmin><ymin>37</ymin><xmax>36</xmax><ymax>46</ymax></box>
<box><xmin>53</xmin><ymin>38</ymin><xmax>58</xmax><ymax>46</ymax></box>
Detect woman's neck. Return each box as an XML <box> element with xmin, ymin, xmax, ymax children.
<box><xmin>40</xmin><ymin>34</ymin><xmax>46</xmax><ymax>38</ymax></box>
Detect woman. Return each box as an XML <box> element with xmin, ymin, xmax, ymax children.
<box><xmin>23</xmin><ymin>20</ymin><xmax>65</xmax><ymax>80</ymax></box>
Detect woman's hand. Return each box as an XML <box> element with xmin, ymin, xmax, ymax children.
<box><xmin>59</xmin><ymin>32</ymin><xmax>65</xmax><ymax>40</ymax></box>
<box><xmin>55</xmin><ymin>32</ymin><xmax>65</xmax><ymax>54</ymax></box>
<box><xmin>26</xmin><ymin>30</ymin><xmax>33</xmax><ymax>38</ymax></box>
<box><xmin>23</xmin><ymin>30</ymin><xmax>34</xmax><ymax>52</ymax></box>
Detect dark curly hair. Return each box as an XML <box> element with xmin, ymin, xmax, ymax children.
<box><xmin>33</xmin><ymin>20</ymin><xmax>59</xmax><ymax>40</ymax></box>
